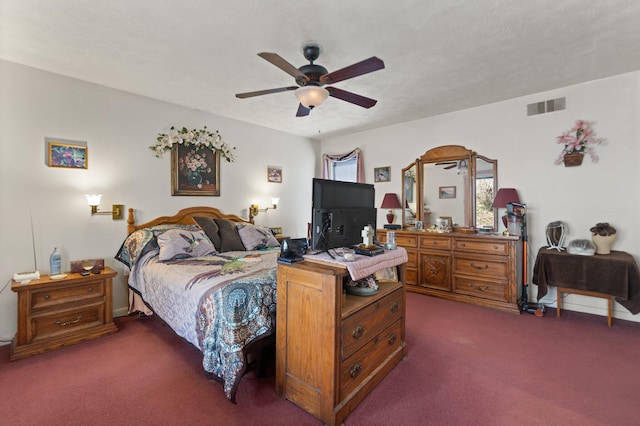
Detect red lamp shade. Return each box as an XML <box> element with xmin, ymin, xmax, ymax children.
<box><xmin>492</xmin><ymin>188</ymin><xmax>520</xmax><ymax>227</ymax></box>
<box><xmin>381</xmin><ymin>193</ymin><xmax>402</xmax><ymax>224</ymax></box>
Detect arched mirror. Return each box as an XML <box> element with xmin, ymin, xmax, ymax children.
<box><xmin>401</xmin><ymin>145</ymin><xmax>497</xmax><ymax>230</ymax></box>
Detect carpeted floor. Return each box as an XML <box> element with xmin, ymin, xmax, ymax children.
<box><xmin>1</xmin><ymin>292</ymin><xmax>639</xmax><ymax>425</ymax></box>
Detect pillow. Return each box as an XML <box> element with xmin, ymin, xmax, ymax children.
<box><xmin>236</xmin><ymin>222</ymin><xmax>281</xmax><ymax>250</ymax></box>
<box><xmin>115</xmin><ymin>228</ymin><xmax>156</xmax><ymax>268</ymax></box>
<box><xmin>214</xmin><ymin>219</ymin><xmax>246</xmax><ymax>252</ymax></box>
<box><xmin>193</xmin><ymin>216</ymin><xmax>221</xmax><ymax>251</ymax></box>
<box><xmin>156</xmin><ymin>228</ymin><xmax>217</xmax><ymax>261</ymax></box>
<box><xmin>114</xmin><ymin>224</ymin><xmax>202</xmax><ymax>267</ymax></box>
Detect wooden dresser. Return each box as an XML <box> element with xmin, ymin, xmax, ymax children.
<box><xmin>276</xmin><ymin>260</ymin><xmax>406</xmax><ymax>426</ymax></box>
<box><xmin>378</xmin><ymin>229</ymin><xmax>522</xmax><ymax>313</ymax></box>
<box><xmin>10</xmin><ymin>268</ymin><xmax>118</xmax><ymax>361</ymax></box>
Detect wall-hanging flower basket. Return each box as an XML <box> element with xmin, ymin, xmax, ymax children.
<box><xmin>563</xmin><ymin>152</ymin><xmax>584</xmax><ymax>167</ymax></box>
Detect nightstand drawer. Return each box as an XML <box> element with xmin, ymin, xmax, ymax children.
<box><xmin>31</xmin><ymin>282</ymin><xmax>105</xmax><ymax>310</ymax></box>
<box><xmin>339</xmin><ymin>319</ymin><xmax>403</xmax><ymax>401</ymax></box>
<box><xmin>31</xmin><ymin>304</ymin><xmax>104</xmax><ymax>341</ymax></box>
<box><xmin>341</xmin><ymin>289</ymin><xmax>403</xmax><ymax>359</ymax></box>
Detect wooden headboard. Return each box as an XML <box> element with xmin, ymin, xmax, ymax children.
<box><xmin>127</xmin><ymin>207</ymin><xmax>250</xmax><ymax>234</ymax></box>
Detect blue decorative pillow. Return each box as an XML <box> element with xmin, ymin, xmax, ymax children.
<box><xmin>157</xmin><ymin>228</ymin><xmax>217</xmax><ymax>261</ymax></box>
<box><xmin>115</xmin><ymin>224</ymin><xmax>200</xmax><ymax>267</ymax></box>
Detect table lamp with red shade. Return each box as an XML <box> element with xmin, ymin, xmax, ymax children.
<box><xmin>380</xmin><ymin>193</ymin><xmax>402</xmax><ymax>224</ymax></box>
<box><xmin>491</xmin><ymin>188</ymin><xmax>520</xmax><ymax>228</ymax></box>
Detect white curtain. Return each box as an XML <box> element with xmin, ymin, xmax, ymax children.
<box><xmin>321</xmin><ymin>148</ymin><xmax>365</xmax><ymax>182</ymax></box>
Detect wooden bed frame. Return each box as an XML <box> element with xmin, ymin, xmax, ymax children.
<box><xmin>125</xmin><ymin>206</ymin><xmax>276</xmax><ymax>403</ymax></box>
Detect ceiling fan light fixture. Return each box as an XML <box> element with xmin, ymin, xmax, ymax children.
<box><xmin>295</xmin><ymin>86</ymin><xmax>329</xmax><ymax>108</ymax></box>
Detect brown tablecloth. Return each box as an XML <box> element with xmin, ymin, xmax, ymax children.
<box><xmin>532</xmin><ymin>248</ymin><xmax>640</xmax><ymax>314</ymax></box>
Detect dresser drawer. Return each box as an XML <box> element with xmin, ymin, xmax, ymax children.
<box><xmin>453</xmin><ymin>255</ymin><xmax>508</xmax><ymax>279</ymax></box>
<box><xmin>31</xmin><ymin>282</ymin><xmax>105</xmax><ymax>310</ymax></box>
<box><xmin>405</xmin><ymin>249</ymin><xmax>417</xmax><ymax>268</ymax></box>
<box><xmin>31</xmin><ymin>304</ymin><xmax>105</xmax><ymax>342</ymax></box>
<box><xmin>453</xmin><ymin>276</ymin><xmax>507</xmax><ymax>302</ymax></box>
<box><xmin>342</xmin><ymin>289</ymin><xmax>403</xmax><ymax>359</ymax></box>
<box><xmin>396</xmin><ymin>234</ymin><xmax>418</xmax><ymax>248</ymax></box>
<box><xmin>340</xmin><ymin>319</ymin><xmax>403</xmax><ymax>401</ymax></box>
<box><xmin>454</xmin><ymin>238</ymin><xmax>509</xmax><ymax>255</ymax></box>
<box><xmin>405</xmin><ymin>268</ymin><xmax>417</xmax><ymax>285</ymax></box>
<box><xmin>420</xmin><ymin>235</ymin><xmax>451</xmax><ymax>250</ymax></box>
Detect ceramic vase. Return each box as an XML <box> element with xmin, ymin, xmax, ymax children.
<box><xmin>592</xmin><ymin>234</ymin><xmax>616</xmax><ymax>255</ymax></box>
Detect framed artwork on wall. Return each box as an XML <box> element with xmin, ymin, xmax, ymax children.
<box><xmin>46</xmin><ymin>139</ymin><xmax>88</xmax><ymax>169</ymax></box>
<box><xmin>439</xmin><ymin>186</ymin><xmax>456</xmax><ymax>199</ymax></box>
<box><xmin>374</xmin><ymin>166</ymin><xmax>391</xmax><ymax>182</ymax></box>
<box><xmin>267</xmin><ymin>166</ymin><xmax>282</xmax><ymax>183</ymax></box>
<box><xmin>171</xmin><ymin>144</ymin><xmax>220</xmax><ymax>196</ymax></box>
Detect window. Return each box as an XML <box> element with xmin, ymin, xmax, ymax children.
<box><xmin>322</xmin><ymin>148</ymin><xmax>364</xmax><ymax>182</ymax></box>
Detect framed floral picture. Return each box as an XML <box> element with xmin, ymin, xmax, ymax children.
<box><xmin>171</xmin><ymin>144</ymin><xmax>220</xmax><ymax>196</ymax></box>
<box><xmin>374</xmin><ymin>166</ymin><xmax>391</xmax><ymax>182</ymax></box>
<box><xmin>267</xmin><ymin>166</ymin><xmax>282</xmax><ymax>183</ymax></box>
<box><xmin>46</xmin><ymin>139</ymin><xmax>88</xmax><ymax>169</ymax></box>
<box><xmin>439</xmin><ymin>186</ymin><xmax>456</xmax><ymax>199</ymax></box>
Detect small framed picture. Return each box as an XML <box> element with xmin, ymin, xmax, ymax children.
<box><xmin>439</xmin><ymin>216</ymin><xmax>453</xmax><ymax>227</ymax></box>
<box><xmin>46</xmin><ymin>139</ymin><xmax>88</xmax><ymax>169</ymax></box>
<box><xmin>374</xmin><ymin>266</ymin><xmax>398</xmax><ymax>283</ymax></box>
<box><xmin>269</xmin><ymin>227</ymin><xmax>283</xmax><ymax>236</ymax></box>
<box><xmin>374</xmin><ymin>166</ymin><xmax>391</xmax><ymax>182</ymax></box>
<box><xmin>439</xmin><ymin>186</ymin><xmax>456</xmax><ymax>199</ymax></box>
<box><xmin>267</xmin><ymin>166</ymin><xmax>282</xmax><ymax>183</ymax></box>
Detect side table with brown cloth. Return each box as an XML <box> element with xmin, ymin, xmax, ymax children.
<box><xmin>532</xmin><ymin>248</ymin><xmax>640</xmax><ymax>315</ymax></box>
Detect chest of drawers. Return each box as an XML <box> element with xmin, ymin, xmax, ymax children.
<box><xmin>276</xmin><ymin>260</ymin><xmax>406</xmax><ymax>426</ymax></box>
<box><xmin>10</xmin><ymin>268</ymin><xmax>118</xmax><ymax>360</ymax></box>
<box><xmin>379</xmin><ymin>229</ymin><xmax>522</xmax><ymax>313</ymax></box>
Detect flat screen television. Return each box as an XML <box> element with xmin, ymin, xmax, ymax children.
<box><xmin>310</xmin><ymin>178</ymin><xmax>377</xmax><ymax>251</ymax></box>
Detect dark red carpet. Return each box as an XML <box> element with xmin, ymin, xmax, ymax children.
<box><xmin>1</xmin><ymin>293</ymin><xmax>639</xmax><ymax>425</ymax></box>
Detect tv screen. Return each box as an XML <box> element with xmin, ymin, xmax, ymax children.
<box><xmin>310</xmin><ymin>179</ymin><xmax>377</xmax><ymax>251</ymax></box>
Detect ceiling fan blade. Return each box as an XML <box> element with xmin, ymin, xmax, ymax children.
<box><xmin>258</xmin><ymin>52</ymin><xmax>309</xmax><ymax>83</ymax></box>
<box><xmin>296</xmin><ymin>104</ymin><xmax>310</xmax><ymax>117</ymax></box>
<box><xmin>320</xmin><ymin>57</ymin><xmax>385</xmax><ymax>85</ymax></box>
<box><xmin>235</xmin><ymin>86</ymin><xmax>298</xmax><ymax>99</ymax></box>
<box><xmin>444</xmin><ymin>164</ymin><xmax>457</xmax><ymax>170</ymax></box>
<box><xmin>326</xmin><ymin>87</ymin><xmax>377</xmax><ymax>108</ymax></box>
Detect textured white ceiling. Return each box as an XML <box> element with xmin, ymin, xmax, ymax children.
<box><xmin>2</xmin><ymin>0</ymin><xmax>640</xmax><ymax>140</ymax></box>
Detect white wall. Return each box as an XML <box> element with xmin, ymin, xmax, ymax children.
<box><xmin>321</xmin><ymin>71</ymin><xmax>640</xmax><ymax>323</ymax></box>
<box><xmin>0</xmin><ymin>59</ymin><xmax>317</xmax><ymax>342</ymax></box>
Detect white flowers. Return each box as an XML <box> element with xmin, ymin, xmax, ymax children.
<box><xmin>151</xmin><ymin>126</ymin><xmax>236</xmax><ymax>162</ymax></box>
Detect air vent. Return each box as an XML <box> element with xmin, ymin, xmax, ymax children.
<box><xmin>527</xmin><ymin>97</ymin><xmax>566</xmax><ymax>116</ymax></box>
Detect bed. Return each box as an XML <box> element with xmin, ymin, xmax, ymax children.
<box><xmin>115</xmin><ymin>206</ymin><xmax>281</xmax><ymax>403</ymax></box>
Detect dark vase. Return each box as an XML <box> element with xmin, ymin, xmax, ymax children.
<box><xmin>187</xmin><ymin>171</ymin><xmax>203</xmax><ymax>187</ymax></box>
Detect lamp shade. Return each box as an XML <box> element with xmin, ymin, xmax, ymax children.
<box><xmin>381</xmin><ymin>193</ymin><xmax>402</xmax><ymax>209</ymax></box>
<box><xmin>491</xmin><ymin>188</ymin><xmax>520</xmax><ymax>209</ymax></box>
<box><xmin>295</xmin><ymin>86</ymin><xmax>329</xmax><ymax>108</ymax></box>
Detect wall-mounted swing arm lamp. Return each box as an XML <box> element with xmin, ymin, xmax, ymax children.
<box><xmin>85</xmin><ymin>194</ymin><xmax>124</xmax><ymax>220</ymax></box>
<box><xmin>249</xmin><ymin>197</ymin><xmax>279</xmax><ymax>224</ymax></box>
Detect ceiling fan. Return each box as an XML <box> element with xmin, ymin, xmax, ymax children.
<box><xmin>235</xmin><ymin>44</ymin><xmax>385</xmax><ymax>117</ymax></box>
<box><xmin>435</xmin><ymin>162</ymin><xmax>458</xmax><ymax>170</ymax></box>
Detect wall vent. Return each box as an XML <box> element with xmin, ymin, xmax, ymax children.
<box><xmin>527</xmin><ymin>97</ymin><xmax>566</xmax><ymax>116</ymax></box>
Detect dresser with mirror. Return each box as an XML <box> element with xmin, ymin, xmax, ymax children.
<box><xmin>379</xmin><ymin>145</ymin><xmax>523</xmax><ymax>313</ymax></box>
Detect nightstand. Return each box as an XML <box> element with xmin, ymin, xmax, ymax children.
<box><xmin>10</xmin><ymin>267</ymin><xmax>118</xmax><ymax>361</ymax></box>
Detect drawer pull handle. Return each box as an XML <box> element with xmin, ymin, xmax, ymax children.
<box><xmin>352</xmin><ymin>325</ymin><xmax>364</xmax><ymax>339</ymax></box>
<box><xmin>44</xmin><ymin>294</ymin><xmax>51</xmax><ymax>300</ymax></box>
<box><xmin>459</xmin><ymin>243</ymin><xmax>465</xmax><ymax>247</ymax></box>
<box><xmin>350</xmin><ymin>363</ymin><xmax>363</xmax><ymax>378</ymax></box>
<box><xmin>390</xmin><ymin>302</ymin><xmax>399</xmax><ymax>313</ymax></box>
<box><xmin>470</xmin><ymin>284</ymin><xmax>489</xmax><ymax>291</ymax></box>
<box><xmin>494</xmin><ymin>245</ymin><xmax>499</xmax><ymax>250</ymax></box>
<box><xmin>388</xmin><ymin>333</ymin><xmax>397</xmax><ymax>345</ymax></box>
<box><xmin>88</xmin><ymin>287</ymin><xmax>94</xmax><ymax>292</ymax></box>
<box><xmin>470</xmin><ymin>263</ymin><xmax>489</xmax><ymax>270</ymax></box>
<box><xmin>55</xmin><ymin>314</ymin><xmax>83</xmax><ymax>327</ymax></box>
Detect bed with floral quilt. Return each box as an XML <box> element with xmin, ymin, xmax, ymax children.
<box><xmin>115</xmin><ymin>207</ymin><xmax>281</xmax><ymax>403</ymax></box>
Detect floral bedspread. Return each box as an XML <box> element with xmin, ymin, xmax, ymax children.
<box><xmin>128</xmin><ymin>249</ymin><xmax>278</xmax><ymax>399</ymax></box>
